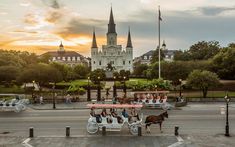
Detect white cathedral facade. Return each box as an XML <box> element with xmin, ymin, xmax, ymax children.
<box><xmin>91</xmin><ymin>8</ymin><xmax>133</xmax><ymax>72</ymax></box>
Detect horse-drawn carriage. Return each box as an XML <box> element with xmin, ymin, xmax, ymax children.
<box><xmin>0</xmin><ymin>94</ymin><xmax>29</xmax><ymax>112</ymax></box>
<box><xmin>86</xmin><ymin>103</ymin><xmax>143</xmax><ymax>135</ymax></box>
<box><xmin>131</xmin><ymin>91</ymin><xmax>172</xmax><ymax>110</ymax></box>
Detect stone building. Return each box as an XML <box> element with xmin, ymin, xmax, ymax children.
<box><xmin>91</xmin><ymin>7</ymin><xmax>133</xmax><ymax>72</ymax></box>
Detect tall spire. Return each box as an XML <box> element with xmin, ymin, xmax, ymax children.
<box><xmin>107</xmin><ymin>6</ymin><xmax>116</xmax><ymax>34</ymax></box>
<box><xmin>92</xmin><ymin>28</ymin><xmax>98</xmax><ymax>48</ymax></box>
<box><xmin>126</xmin><ymin>27</ymin><xmax>132</xmax><ymax>48</ymax></box>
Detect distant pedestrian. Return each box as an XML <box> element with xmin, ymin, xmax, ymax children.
<box><xmin>66</xmin><ymin>94</ymin><xmax>72</xmax><ymax>104</ymax></box>
<box><xmin>39</xmin><ymin>96</ymin><xmax>44</xmax><ymax>104</ymax></box>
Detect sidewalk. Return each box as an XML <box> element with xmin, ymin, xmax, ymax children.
<box><xmin>29</xmin><ymin>102</ymin><xmax>92</xmax><ymax>110</ymax></box>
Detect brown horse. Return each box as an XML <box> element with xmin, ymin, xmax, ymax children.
<box><xmin>145</xmin><ymin>111</ymin><xmax>168</xmax><ymax>133</ymax></box>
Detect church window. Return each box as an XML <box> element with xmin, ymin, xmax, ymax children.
<box><xmin>93</xmin><ymin>61</ymin><xmax>95</xmax><ymax>64</ymax></box>
<box><xmin>123</xmin><ymin>60</ymin><xmax>125</xmax><ymax>65</ymax></box>
<box><xmin>104</xmin><ymin>51</ymin><xmax>106</xmax><ymax>55</ymax></box>
<box><xmin>129</xmin><ymin>61</ymin><xmax>131</xmax><ymax>64</ymax></box>
<box><xmin>99</xmin><ymin>61</ymin><xmax>102</xmax><ymax>65</ymax></box>
<box><xmin>118</xmin><ymin>51</ymin><xmax>120</xmax><ymax>55</ymax></box>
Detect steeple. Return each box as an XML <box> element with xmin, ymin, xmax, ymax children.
<box><xmin>92</xmin><ymin>28</ymin><xmax>98</xmax><ymax>48</ymax></box>
<box><xmin>58</xmin><ymin>41</ymin><xmax>65</xmax><ymax>52</ymax></box>
<box><xmin>162</xmin><ymin>40</ymin><xmax>166</xmax><ymax>47</ymax></box>
<box><xmin>126</xmin><ymin>27</ymin><xmax>132</xmax><ymax>48</ymax></box>
<box><xmin>107</xmin><ymin>7</ymin><xmax>116</xmax><ymax>34</ymax></box>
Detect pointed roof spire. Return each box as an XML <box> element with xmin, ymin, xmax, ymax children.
<box><xmin>107</xmin><ymin>6</ymin><xmax>116</xmax><ymax>34</ymax></box>
<box><xmin>59</xmin><ymin>41</ymin><xmax>64</xmax><ymax>47</ymax></box>
<box><xmin>92</xmin><ymin>28</ymin><xmax>98</xmax><ymax>48</ymax></box>
<box><xmin>162</xmin><ymin>40</ymin><xmax>166</xmax><ymax>47</ymax></box>
<box><xmin>126</xmin><ymin>27</ymin><xmax>133</xmax><ymax>48</ymax></box>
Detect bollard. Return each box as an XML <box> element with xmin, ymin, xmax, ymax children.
<box><xmin>29</xmin><ymin>127</ymin><xmax>34</xmax><ymax>138</ymax></box>
<box><xmin>102</xmin><ymin>126</ymin><xmax>106</xmax><ymax>136</ymax></box>
<box><xmin>66</xmin><ymin>126</ymin><xmax>70</xmax><ymax>137</ymax></box>
<box><xmin>175</xmin><ymin>126</ymin><xmax>179</xmax><ymax>136</ymax></box>
<box><xmin>138</xmin><ymin>126</ymin><xmax>142</xmax><ymax>136</ymax></box>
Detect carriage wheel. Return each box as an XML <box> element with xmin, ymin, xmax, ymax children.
<box><xmin>161</xmin><ymin>104</ymin><xmax>169</xmax><ymax>110</ymax></box>
<box><xmin>87</xmin><ymin>122</ymin><xmax>99</xmax><ymax>134</ymax></box>
<box><xmin>14</xmin><ymin>106</ymin><xmax>20</xmax><ymax>113</ymax></box>
<box><xmin>129</xmin><ymin>124</ymin><xmax>138</xmax><ymax>135</ymax></box>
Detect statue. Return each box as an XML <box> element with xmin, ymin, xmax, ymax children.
<box><xmin>106</xmin><ymin>62</ymin><xmax>115</xmax><ymax>71</ymax></box>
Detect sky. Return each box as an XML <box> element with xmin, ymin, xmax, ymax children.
<box><xmin>0</xmin><ymin>0</ymin><xmax>235</xmax><ymax>57</ymax></box>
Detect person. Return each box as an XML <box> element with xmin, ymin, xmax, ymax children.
<box><xmin>101</xmin><ymin>108</ymin><xmax>107</xmax><ymax>117</ymax></box>
<box><xmin>131</xmin><ymin>107</ymin><xmax>140</xmax><ymax>121</ymax></box>
<box><xmin>102</xmin><ymin>96</ymin><xmax>105</xmax><ymax>104</ymax></box>
<box><xmin>90</xmin><ymin>107</ymin><xmax>101</xmax><ymax>123</ymax></box>
<box><xmin>106</xmin><ymin>89</ymin><xmax>110</xmax><ymax>99</ymax></box>
<box><xmin>39</xmin><ymin>96</ymin><xmax>44</xmax><ymax>104</ymax></box>
<box><xmin>66</xmin><ymin>94</ymin><xmax>71</xmax><ymax>104</ymax></box>
<box><xmin>122</xmin><ymin>109</ymin><xmax>129</xmax><ymax>118</ymax></box>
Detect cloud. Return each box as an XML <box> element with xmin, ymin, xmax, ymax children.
<box><xmin>41</xmin><ymin>0</ymin><xmax>61</xmax><ymax>9</ymax></box>
<box><xmin>198</xmin><ymin>6</ymin><xmax>235</xmax><ymax>16</ymax></box>
<box><xmin>54</xmin><ymin>17</ymin><xmax>106</xmax><ymax>39</ymax></box>
<box><xmin>23</xmin><ymin>13</ymin><xmax>39</xmax><ymax>25</ymax></box>
<box><xmin>44</xmin><ymin>9</ymin><xmax>63</xmax><ymax>23</ymax></box>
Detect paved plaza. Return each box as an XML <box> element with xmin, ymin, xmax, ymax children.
<box><xmin>0</xmin><ymin>102</ymin><xmax>235</xmax><ymax>146</ymax></box>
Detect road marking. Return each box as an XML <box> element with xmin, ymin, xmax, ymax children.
<box><xmin>168</xmin><ymin>136</ymin><xmax>184</xmax><ymax>147</ymax></box>
<box><xmin>22</xmin><ymin>138</ymin><xmax>33</xmax><ymax>147</ymax></box>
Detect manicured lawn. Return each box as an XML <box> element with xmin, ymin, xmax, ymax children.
<box><xmin>0</xmin><ymin>85</ymin><xmax>24</xmax><ymax>94</ymax></box>
<box><xmin>170</xmin><ymin>90</ymin><xmax>235</xmax><ymax>98</ymax></box>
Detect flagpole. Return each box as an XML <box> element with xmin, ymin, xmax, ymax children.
<box><xmin>158</xmin><ymin>5</ymin><xmax>161</xmax><ymax>79</ymax></box>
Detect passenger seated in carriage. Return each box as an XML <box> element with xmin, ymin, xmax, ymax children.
<box><xmin>90</xmin><ymin>107</ymin><xmax>101</xmax><ymax>123</ymax></box>
<box><xmin>122</xmin><ymin>109</ymin><xmax>129</xmax><ymax>118</ymax></box>
<box><xmin>101</xmin><ymin>108</ymin><xmax>107</xmax><ymax>117</ymax></box>
<box><xmin>131</xmin><ymin>107</ymin><xmax>140</xmax><ymax>121</ymax></box>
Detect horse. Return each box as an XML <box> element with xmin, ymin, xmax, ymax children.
<box><xmin>145</xmin><ymin>111</ymin><xmax>168</xmax><ymax>133</ymax></box>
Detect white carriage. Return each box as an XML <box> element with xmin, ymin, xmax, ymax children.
<box><xmin>0</xmin><ymin>94</ymin><xmax>29</xmax><ymax>112</ymax></box>
<box><xmin>132</xmin><ymin>91</ymin><xmax>172</xmax><ymax>110</ymax></box>
<box><xmin>86</xmin><ymin>104</ymin><xmax>143</xmax><ymax>135</ymax></box>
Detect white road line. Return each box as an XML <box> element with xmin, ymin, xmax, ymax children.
<box><xmin>168</xmin><ymin>135</ymin><xmax>184</xmax><ymax>147</ymax></box>
<box><xmin>22</xmin><ymin>138</ymin><xmax>33</xmax><ymax>147</ymax></box>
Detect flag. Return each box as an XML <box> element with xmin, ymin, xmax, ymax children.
<box><xmin>159</xmin><ymin>9</ymin><xmax>162</xmax><ymax>21</ymax></box>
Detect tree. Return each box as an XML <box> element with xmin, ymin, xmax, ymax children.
<box><xmin>151</xmin><ymin>48</ymin><xmax>165</xmax><ymax>63</ymax></box>
<box><xmin>73</xmin><ymin>64</ymin><xmax>90</xmax><ymax>79</ymax></box>
<box><xmin>133</xmin><ymin>61</ymin><xmax>148</xmax><ymax>77</ymax></box>
<box><xmin>50</xmin><ymin>62</ymin><xmax>69</xmax><ymax>81</ymax></box>
<box><xmin>0</xmin><ymin>66</ymin><xmax>19</xmax><ymax>86</ymax></box>
<box><xmin>188</xmin><ymin>41</ymin><xmax>220</xmax><ymax>60</ymax></box>
<box><xmin>211</xmin><ymin>47</ymin><xmax>235</xmax><ymax>79</ymax></box>
<box><xmin>17</xmin><ymin>63</ymin><xmax>62</xmax><ymax>87</ymax></box>
<box><xmin>174</xmin><ymin>50</ymin><xmax>191</xmax><ymax>61</ymax></box>
<box><xmin>186</xmin><ymin>70</ymin><xmax>220</xmax><ymax>98</ymax></box>
<box><xmin>90</xmin><ymin>69</ymin><xmax>106</xmax><ymax>84</ymax></box>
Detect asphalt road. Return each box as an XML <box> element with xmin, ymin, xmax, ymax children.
<box><xmin>0</xmin><ymin>102</ymin><xmax>235</xmax><ymax>137</ymax></box>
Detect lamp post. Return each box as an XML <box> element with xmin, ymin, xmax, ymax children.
<box><xmin>113</xmin><ymin>76</ymin><xmax>117</xmax><ymax>98</ymax></box>
<box><xmin>123</xmin><ymin>76</ymin><xmax>126</xmax><ymax>96</ymax></box>
<box><xmin>52</xmin><ymin>84</ymin><xmax>56</xmax><ymax>109</ymax></box>
<box><xmin>224</xmin><ymin>93</ymin><xmax>230</xmax><ymax>137</ymax></box>
<box><xmin>32</xmin><ymin>81</ymin><xmax>35</xmax><ymax>103</ymax></box>
<box><xmin>179</xmin><ymin>79</ymin><xmax>182</xmax><ymax>97</ymax></box>
<box><xmin>97</xmin><ymin>76</ymin><xmax>101</xmax><ymax>101</ymax></box>
<box><xmin>87</xmin><ymin>76</ymin><xmax>91</xmax><ymax>101</ymax></box>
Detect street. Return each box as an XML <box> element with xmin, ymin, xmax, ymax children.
<box><xmin>0</xmin><ymin>102</ymin><xmax>235</xmax><ymax>136</ymax></box>
<box><xmin>0</xmin><ymin>102</ymin><xmax>235</xmax><ymax>146</ymax></box>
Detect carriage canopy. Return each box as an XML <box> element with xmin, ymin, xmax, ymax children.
<box><xmin>87</xmin><ymin>104</ymin><xmax>143</xmax><ymax>109</ymax></box>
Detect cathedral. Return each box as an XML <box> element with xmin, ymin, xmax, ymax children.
<box><xmin>91</xmin><ymin>7</ymin><xmax>133</xmax><ymax>72</ymax></box>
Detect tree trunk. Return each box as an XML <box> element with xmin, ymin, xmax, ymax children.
<box><xmin>202</xmin><ymin>88</ymin><xmax>208</xmax><ymax>98</ymax></box>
